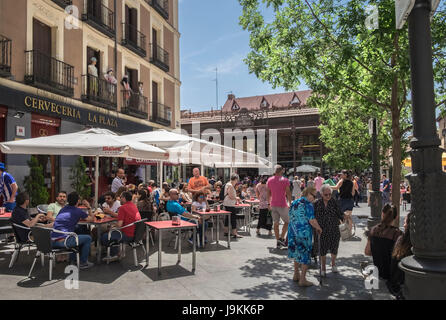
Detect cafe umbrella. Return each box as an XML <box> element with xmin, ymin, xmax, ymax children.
<box><xmin>124</xmin><ymin>129</ymin><xmax>272</xmax><ymax>184</ymax></box>
<box><xmin>0</xmin><ymin>128</ymin><xmax>168</xmax><ymax>207</ymax></box>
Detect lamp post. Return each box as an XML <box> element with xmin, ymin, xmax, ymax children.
<box><xmin>367</xmin><ymin>118</ymin><xmax>382</xmax><ymax>231</ymax></box>
<box><xmin>399</xmin><ymin>0</ymin><xmax>446</xmax><ymax>299</ymax></box>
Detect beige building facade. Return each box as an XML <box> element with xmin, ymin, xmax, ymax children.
<box><xmin>0</xmin><ymin>0</ymin><xmax>180</xmax><ymax>200</ymax></box>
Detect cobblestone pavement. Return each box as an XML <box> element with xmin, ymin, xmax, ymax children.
<box><xmin>0</xmin><ymin>203</ymin><xmax>408</xmax><ymax>300</ymax></box>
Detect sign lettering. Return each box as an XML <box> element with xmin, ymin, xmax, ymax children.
<box><xmin>24</xmin><ymin>96</ymin><xmax>118</xmax><ymax>128</ymax></box>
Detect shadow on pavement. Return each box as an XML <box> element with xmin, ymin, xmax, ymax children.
<box><xmin>141</xmin><ymin>264</ymin><xmax>194</xmax><ymax>281</ymax></box>
<box><xmin>232</xmin><ymin>253</ymin><xmax>388</xmax><ymax>300</ymax></box>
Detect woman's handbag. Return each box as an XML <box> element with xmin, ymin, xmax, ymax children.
<box><xmin>339</xmin><ymin>222</ymin><xmax>356</xmax><ymax>241</ymax></box>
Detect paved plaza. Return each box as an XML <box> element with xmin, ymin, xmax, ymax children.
<box><xmin>0</xmin><ymin>204</ymin><xmax>408</xmax><ymax>300</ymax></box>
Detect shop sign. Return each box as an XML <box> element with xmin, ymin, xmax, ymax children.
<box><xmin>102</xmin><ymin>146</ymin><xmax>124</xmax><ymax>155</ymax></box>
<box><xmin>16</xmin><ymin>126</ymin><xmax>25</xmax><ymax>137</ymax></box>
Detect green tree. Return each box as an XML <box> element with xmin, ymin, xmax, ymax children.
<box><xmin>69</xmin><ymin>156</ymin><xmax>91</xmax><ymax>200</ymax></box>
<box><xmin>23</xmin><ymin>156</ymin><xmax>49</xmax><ymax>207</ymax></box>
<box><xmin>239</xmin><ymin>0</ymin><xmax>446</xmax><ymax>221</ymax></box>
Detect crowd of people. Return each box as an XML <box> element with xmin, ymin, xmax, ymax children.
<box><xmin>1</xmin><ymin>161</ymin><xmax>411</xmax><ymax>297</ymax></box>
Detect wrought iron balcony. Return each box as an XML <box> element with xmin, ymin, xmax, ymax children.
<box><xmin>51</xmin><ymin>0</ymin><xmax>72</xmax><ymax>9</ymax></box>
<box><xmin>121</xmin><ymin>23</ymin><xmax>146</xmax><ymax>57</ymax></box>
<box><xmin>121</xmin><ymin>90</ymin><xmax>148</xmax><ymax>119</ymax></box>
<box><xmin>25</xmin><ymin>50</ymin><xmax>74</xmax><ymax>97</ymax></box>
<box><xmin>82</xmin><ymin>0</ymin><xmax>115</xmax><ymax>38</ymax></box>
<box><xmin>150</xmin><ymin>102</ymin><xmax>171</xmax><ymax>126</ymax></box>
<box><xmin>150</xmin><ymin>43</ymin><xmax>169</xmax><ymax>72</ymax></box>
<box><xmin>147</xmin><ymin>0</ymin><xmax>169</xmax><ymax>20</ymax></box>
<box><xmin>0</xmin><ymin>35</ymin><xmax>12</xmax><ymax>77</ymax></box>
<box><xmin>81</xmin><ymin>75</ymin><xmax>117</xmax><ymax>110</ymax></box>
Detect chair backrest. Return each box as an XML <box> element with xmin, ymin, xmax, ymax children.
<box><xmin>139</xmin><ymin>211</ymin><xmax>153</xmax><ymax>221</ymax></box>
<box><xmin>133</xmin><ymin>219</ymin><xmax>148</xmax><ymax>242</ymax></box>
<box><xmin>37</xmin><ymin>204</ymin><xmax>49</xmax><ymax>214</ymax></box>
<box><xmin>157</xmin><ymin>212</ymin><xmax>170</xmax><ymax>221</ymax></box>
<box><xmin>370</xmin><ymin>236</ymin><xmax>396</xmax><ymax>280</ymax></box>
<box><xmin>30</xmin><ymin>226</ymin><xmax>53</xmax><ymax>254</ymax></box>
<box><xmin>10</xmin><ymin>221</ymin><xmax>30</xmax><ymax>244</ymax></box>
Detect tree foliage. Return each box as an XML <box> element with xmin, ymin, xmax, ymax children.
<box><xmin>239</xmin><ymin>0</ymin><xmax>446</xmax><ymax>214</ymax></box>
<box><xmin>69</xmin><ymin>156</ymin><xmax>91</xmax><ymax>200</ymax></box>
<box><xmin>24</xmin><ymin>156</ymin><xmax>49</xmax><ymax>207</ymax></box>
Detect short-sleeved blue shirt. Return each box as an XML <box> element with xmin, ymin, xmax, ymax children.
<box><xmin>0</xmin><ymin>171</ymin><xmax>17</xmax><ymax>201</ymax></box>
<box><xmin>52</xmin><ymin>206</ymin><xmax>88</xmax><ymax>240</ymax></box>
<box><xmin>383</xmin><ymin>179</ymin><xmax>390</xmax><ymax>193</ymax></box>
<box><xmin>166</xmin><ymin>200</ymin><xmax>189</xmax><ymax>221</ymax></box>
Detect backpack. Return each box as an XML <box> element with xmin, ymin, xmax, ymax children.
<box><xmin>219</xmin><ymin>182</ymin><xmax>228</xmax><ymax>201</ymax></box>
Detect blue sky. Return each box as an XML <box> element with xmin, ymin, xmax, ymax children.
<box><xmin>178</xmin><ymin>0</ymin><xmax>308</xmax><ymax>112</ymax></box>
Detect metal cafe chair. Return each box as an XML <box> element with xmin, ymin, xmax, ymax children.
<box><xmin>28</xmin><ymin>226</ymin><xmax>80</xmax><ymax>281</ymax></box>
<box><xmin>102</xmin><ymin>218</ymin><xmax>148</xmax><ymax>267</ymax></box>
<box><xmin>9</xmin><ymin>222</ymin><xmax>41</xmax><ymax>269</ymax></box>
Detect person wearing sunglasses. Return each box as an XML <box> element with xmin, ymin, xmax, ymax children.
<box><xmin>191</xmin><ymin>191</ymin><xmax>210</xmax><ymax>213</ymax></box>
<box><xmin>313</xmin><ymin>184</ymin><xmax>344</xmax><ymax>276</ymax></box>
<box><xmin>288</xmin><ymin>187</ymin><xmax>322</xmax><ymax>287</ymax></box>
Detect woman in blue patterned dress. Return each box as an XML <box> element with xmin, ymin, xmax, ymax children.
<box><xmin>288</xmin><ymin>187</ymin><xmax>323</xmax><ymax>287</ymax></box>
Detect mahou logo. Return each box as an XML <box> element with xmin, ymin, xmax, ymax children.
<box><xmin>102</xmin><ymin>146</ymin><xmax>123</xmax><ymax>155</ymax></box>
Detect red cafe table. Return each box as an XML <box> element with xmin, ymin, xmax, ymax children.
<box><xmin>145</xmin><ymin>220</ymin><xmax>197</xmax><ymax>275</ymax></box>
<box><xmin>78</xmin><ymin>215</ymin><xmax>118</xmax><ymax>264</ymax></box>
<box><xmin>193</xmin><ymin>209</ymin><xmax>232</xmax><ymax>249</ymax></box>
<box><xmin>0</xmin><ymin>211</ymin><xmax>12</xmax><ymax>221</ymax></box>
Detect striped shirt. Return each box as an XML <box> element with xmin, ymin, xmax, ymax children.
<box><xmin>0</xmin><ymin>171</ymin><xmax>17</xmax><ymax>201</ymax></box>
<box><xmin>111</xmin><ymin>177</ymin><xmax>124</xmax><ymax>193</ymax></box>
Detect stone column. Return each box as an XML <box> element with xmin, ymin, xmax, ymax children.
<box><xmin>399</xmin><ymin>0</ymin><xmax>446</xmax><ymax>299</ymax></box>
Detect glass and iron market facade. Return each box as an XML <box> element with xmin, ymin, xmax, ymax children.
<box><xmin>0</xmin><ymin>0</ymin><xmax>181</xmax><ymax>202</ymax></box>
<box><xmin>181</xmin><ymin>91</ymin><xmax>329</xmax><ymax>179</ymax></box>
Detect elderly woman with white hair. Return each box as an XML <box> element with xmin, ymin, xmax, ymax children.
<box><xmin>313</xmin><ymin>183</ymin><xmax>345</xmax><ymax>276</ymax></box>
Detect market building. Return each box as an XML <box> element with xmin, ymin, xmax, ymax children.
<box><xmin>0</xmin><ymin>0</ymin><xmax>180</xmax><ymax>202</ymax></box>
<box><xmin>180</xmin><ymin>90</ymin><xmax>328</xmax><ymax>179</ymax></box>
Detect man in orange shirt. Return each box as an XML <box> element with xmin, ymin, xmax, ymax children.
<box><xmin>188</xmin><ymin>168</ymin><xmax>211</xmax><ymax>196</ymax></box>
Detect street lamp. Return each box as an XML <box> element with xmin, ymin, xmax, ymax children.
<box><xmin>367</xmin><ymin>118</ymin><xmax>382</xmax><ymax>232</ymax></box>
<box><xmin>397</xmin><ymin>0</ymin><xmax>446</xmax><ymax>299</ymax></box>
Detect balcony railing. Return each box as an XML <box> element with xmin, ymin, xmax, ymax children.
<box><xmin>121</xmin><ymin>90</ymin><xmax>148</xmax><ymax>119</ymax></box>
<box><xmin>81</xmin><ymin>75</ymin><xmax>117</xmax><ymax>110</ymax></box>
<box><xmin>150</xmin><ymin>102</ymin><xmax>171</xmax><ymax>126</ymax></box>
<box><xmin>147</xmin><ymin>0</ymin><xmax>169</xmax><ymax>20</ymax></box>
<box><xmin>82</xmin><ymin>0</ymin><xmax>115</xmax><ymax>38</ymax></box>
<box><xmin>25</xmin><ymin>50</ymin><xmax>74</xmax><ymax>97</ymax></box>
<box><xmin>0</xmin><ymin>35</ymin><xmax>12</xmax><ymax>77</ymax></box>
<box><xmin>121</xmin><ymin>23</ymin><xmax>146</xmax><ymax>57</ymax></box>
<box><xmin>51</xmin><ymin>0</ymin><xmax>72</xmax><ymax>9</ymax></box>
<box><xmin>150</xmin><ymin>43</ymin><xmax>169</xmax><ymax>72</ymax></box>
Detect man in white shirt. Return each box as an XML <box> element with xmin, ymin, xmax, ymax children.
<box><xmin>98</xmin><ymin>192</ymin><xmax>121</xmax><ymax>218</ymax></box>
<box><xmin>111</xmin><ymin>168</ymin><xmax>126</xmax><ymax>193</ymax></box>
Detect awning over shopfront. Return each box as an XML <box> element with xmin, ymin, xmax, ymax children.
<box><xmin>0</xmin><ymin>128</ymin><xmax>168</xmax><ymax>207</ymax></box>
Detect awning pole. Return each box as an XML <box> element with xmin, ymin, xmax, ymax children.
<box><xmin>95</xmin><ymin>155</ymin><xmax>99</xmax><ymax>209</ymax></box>
<box><xmin>159</xmin><ymin>161</ymin><xmax>164</xmax><ymax>187</ymax></box>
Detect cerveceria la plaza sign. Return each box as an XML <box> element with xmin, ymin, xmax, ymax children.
<box><xmin>24</xmin><ymin>96</ymin><xmax>118</xmax><ymax>128</ymax></box>
<box><xmin>0</xmin><ymin>84</ymin><xmax>155</xmax><ymax>133</ymax></box>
